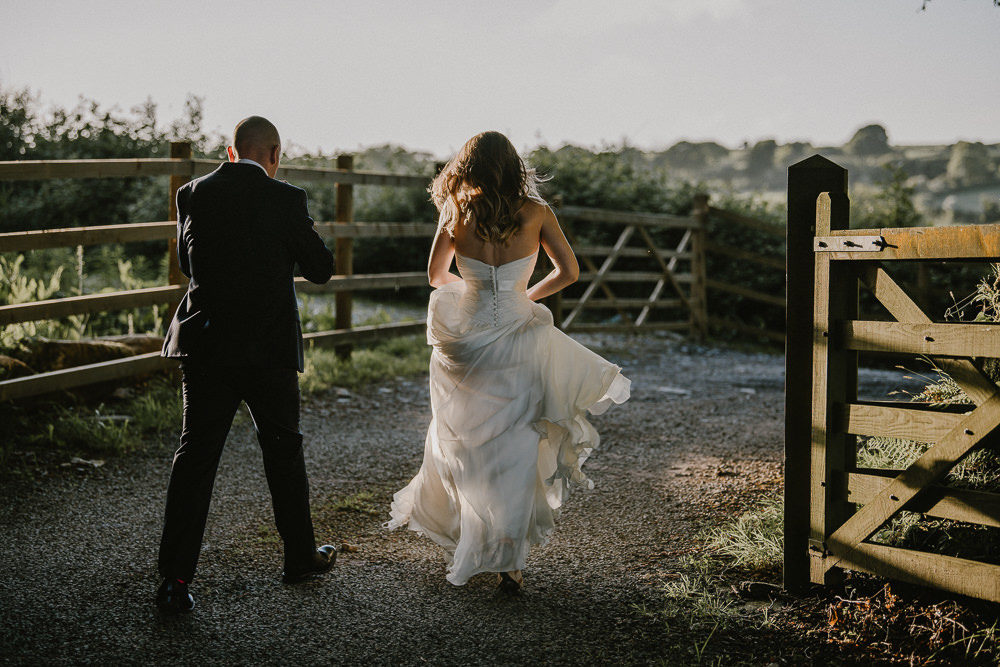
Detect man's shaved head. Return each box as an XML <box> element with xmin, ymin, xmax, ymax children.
<box><xmin>233</xmin><ymin>116</ymin><xmax>280</xmax><ymax>157</ymax></box>
<box><xmin>230</xmin><ymin>116</ymin><xmax>281</xmax><ymax>177</ymax></box>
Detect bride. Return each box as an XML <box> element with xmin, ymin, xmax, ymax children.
<box><xmin>386</xmin><ymin>131</ymin><xmax>630</xmax><ymax>592</ymax></box>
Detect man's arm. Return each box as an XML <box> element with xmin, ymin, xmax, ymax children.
<box><xmin>287</xmin><ymin>188</ymin><xmax>335</xmax><ymax>284</ymax></box>
<box><xmin>175</xmin><ymin>186</ymin><xmax>191</xmax><ymax>279</ymax></box>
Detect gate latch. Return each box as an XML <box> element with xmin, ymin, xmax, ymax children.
<box><xmin>814</xmin><ymin>235</ymin><xmax>887</xmax><ymax>252</ymax></box>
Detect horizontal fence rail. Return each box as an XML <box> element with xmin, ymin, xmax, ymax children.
<box><xmin>0</xmin><ymin>222</ymin><xmax>438</xmax><ymax>252</ymax></box>
<box><xmin>0</xmin><ymin>157</ymin><xmax>431</xmax><ymax>187</ymax></box>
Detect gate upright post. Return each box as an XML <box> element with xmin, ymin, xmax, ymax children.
<box><xmin>784</xmin><ymin>155</ymin><xmax>849</xmax><ymax>592</ymax></box>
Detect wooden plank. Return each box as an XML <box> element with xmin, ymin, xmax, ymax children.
<box><xmin>784</xmin><ymin>155</ymin><xmax>849</xmax><ymax>592</ymax></box>
<box><xmin>0</xmin><ymin>352</ymin><xmax>173</xmax><ymax>402</ymax></box>
<box><xmin>637</xmin><ymin>229</ymin><xmax>693</xmax><ymax>327</ymax></box>
<box><xmin>0</xmin><ymin>159</ymin><xmax>193</xmax><ymax>181</ymax></box>
<box><xmin>0</xmin><ymin>222</ymin><xmax>176</xmax><ymax>251</ymax></box>
<box><xmin>0</xmin><ymin>285</ymin><xmax>187</xmax><ymax>325</ymax></box>
<box><xmin>0</xmin><ymin>274</ymin><xmax>428</xmax><ymax>325</ymax></box>
<box><xmin>577</xmin><ymin>271</ymin><xmax>692</xmax><ymax>283</ymax></box>
<box><xmin>861</xmin><ymin>265</ymin><xmax>997</xmax><ymax>406</ymax></box>
<box><xmin>809</xmin><ymin>188</ymin><xmax>857</xmax><ymax>586</ymax></box>
<box><xmin>304</xmin><ymin>321</ymin><xmax>425</xmax><ymax>348</ymax></box>
<box><xmin>706</xmin><ymin>279</ymin><xmax>786</xmax><ymax>307</ymax></box>
<box><xmin>825</xmin><ymin>391</ymin><xmax>1000</xmax><ymax>570</ymax></box>
<box><xmin>708</xmin><ymin>206</ymin><xmax>785</xmax><ymax>238</ymax></box>
<box><xmin>842</xmin><ymin>321</ymin><xmax>1000</xmax><ymax>359</ymax></box>
<box><xmin>688</xmin><ymin>194</ymin><xmax>709</xmax><ymax>339</ymax></box>
<box><xmin>293</xmin><ymin>272</ymin><xmax>428</xmax><ymax>293</ymax></box>
<box><xmin>561</xmin><ymin>225</ymin><xmax>635</xmax><ymax>328</ymax></box>
<box><xmin>334</xmin><ymin>154</ymin><xmax>354</xmax><ymax>359</ymax></box>
<box><xmin>564</xmin><ymin>321</ymin><xmax>689</xmax><ymax>333</ymax></box>
<box><xmin>707</xmin><ymin>316</ymin><xmax>785</xmax><ymax>342</ymax></box>
<box><xmin>558</xmin><ymin>205</ymin><xmax>696</xmax><ymax>229</ymax></box>
<box><xmin>559</xmin><ymin>223</ymin><xmax>630</xmax><ymax>326</ymax></box>
<box><xmin>833</xmin><ymin>541</ymin><xmax>1000</xmax><ymax>603</ymax></box>
<box><xmin>704</xmin><ymin>241</ymin><xmax>785</xmax><ymax>270</ymax></box>
<box><xmin>574</xmin><ymin>245</ymin><xmax>692</xmax><ymax>260</ymax></box>
<box><xmin>561</xmin><ymin>298</ymin><xmax>684</xmax><ymax>309</ymax></box>
<box><xmin>847</xmin><ymin>470</ymin><xmax>1000</xmax><ymax>528</ymax></box>
<box><xmin>822</xmin><ymin>224</ymin><xmax>1000</xmax><ymax>261</ymax></box>
<box><xmin>840</xmin><ymin>402</ymin><xmax>967</xmax><ymax>441</ymax></box>
<box><xmin>0</xmin><ymin>157</ymin><xmax>430</xmax><ymax>188</ymax></box>
<box><xmin>186</xmin><ymin>159</ymin><xmax>431</xmax><ymax>188</ymax></box>
<box><xmin>0</xmin><ymin>221</ymin><xmax>435</xmax><ymax>251</ymax></box>
<box><xmin>313</xmin><ymin>222</ymin><xmax>437</xmax><ymax>239</ymax></box>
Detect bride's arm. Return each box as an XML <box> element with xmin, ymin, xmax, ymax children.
<box><xmin>427</xmin><ymin>224</ymin><xmax>462</xmax><ymax>288</ymax></box>
<box><xmin>527</xmin><ymin>206</ymin><xmax>579</xmax><ymax>301</ymax></box>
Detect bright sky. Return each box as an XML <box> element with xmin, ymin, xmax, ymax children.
<box><xmin>2</xmin><ymin>0</ymin><xmax>998</xmax><ymax>157</ymax></box>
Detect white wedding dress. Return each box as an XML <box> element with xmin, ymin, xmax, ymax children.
<box><xmin>386</xmin><ymin>249</ymin><xmax>631</xmax><ymax>585</ymax></box>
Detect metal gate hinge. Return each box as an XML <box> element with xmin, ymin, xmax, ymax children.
<box><xmin>814</xmin><ymin>235</ymin><xmax>886</xmax><ymax>252</ymax></box>
<box><xmin>808</xmin><ymin>539</ymin><xmax>830</xmax><ymax>556</ymax></box>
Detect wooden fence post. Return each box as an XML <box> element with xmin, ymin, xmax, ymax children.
<box><xmin>166</xmin><ymin>141</ymin><xmax>192</xmax><ymax>322</ymax></box>
<box><xmin>335</xmin><ymin>154</ymin><xmax>355</xmax><ymax>359</ymax></box>
<box><xmin>690</xmin><ymin>193</ymin><xmax>709</xmax><ymax>340</ymax></box>
<box><xmin>784</xmin><ymin>155</ymin><xmax>849</xmax><ymax>593</ymax></box>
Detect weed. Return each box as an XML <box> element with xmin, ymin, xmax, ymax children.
<box><xmin>0</xmin><ymin>378</ymin><xmax>181</xmax><ymax>465</ymax></box>
<box><xmin>300</xmin><ymin>334</ymin><xmax>430</xmax><ymax>394</ymax></box>
<box><xmin>324</xmin><ymin>490</ymin><xmax>380</xmax><ymax>515</ymax></box>
<box><xmin>703</xmin><ymin>497</ymin><xmax>783</xmax><ymax>573</ymax></box>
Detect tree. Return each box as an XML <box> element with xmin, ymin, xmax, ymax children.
<box><xmin>845</xmin><ymin>124</ymin><xmax>890</xmax><ymax>157</ymax></box>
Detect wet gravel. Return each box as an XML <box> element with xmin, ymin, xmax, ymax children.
<box><xmin>0</xmin><ymin>333</ymin><xmax>922</xmax><ymax>665</ymax></box>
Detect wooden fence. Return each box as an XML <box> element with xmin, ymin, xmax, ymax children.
<box><xmin>704</xmin><ymin>204</ymin><xmax>786</xmax><ymax>343</ymax></box>
<box><xmin>784</xmin><ymin>155</ymin><xmax>1000</xmax><ymax>603</ymax></box>
<box><xmin>1</xmin><ymin>143</ymin><xmax>784</xmax><ymax>402</ymax></box>
<box><xmin>0</xmin><ymin>142</ymin><xmax>433</xmax><ymax>401</ymax></box>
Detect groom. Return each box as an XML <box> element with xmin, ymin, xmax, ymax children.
<box><xmin>157</xmin><ymin>116</ymin><xmax>337</xmax><ymax>614</ymax></box>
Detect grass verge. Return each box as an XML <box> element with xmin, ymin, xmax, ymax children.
<box><xmin>1</xmin><ymin>334</ymin><xmax>430</xmax><ymax>473</ymax></box>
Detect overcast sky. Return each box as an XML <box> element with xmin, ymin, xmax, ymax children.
<box><xmin>2</xmin><ymin>0</ymin><xmax>998</xmax><ymax>157</ymax></box>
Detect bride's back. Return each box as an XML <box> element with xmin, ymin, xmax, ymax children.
<box><xmin>452</xmin><ymin>199</ymin><xmax>548</xmax><ymax>267</ymax></box>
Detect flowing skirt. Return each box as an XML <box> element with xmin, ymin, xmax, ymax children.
<box><xmin>387</xmin><ymin>284</ymin><xmax>630</xmax><ymax>585</ymax></box>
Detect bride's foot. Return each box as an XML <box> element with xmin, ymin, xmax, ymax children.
<box><xmin>497</xmin><ymin>570</ymin><xmax>523</xmax><ymax>593</ymax></box>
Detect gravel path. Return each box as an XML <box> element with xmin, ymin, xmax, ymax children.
<box><xmin>0</xmin><ymin>333</ymin><xmax>920</xmax><ymax>665</ymax></box>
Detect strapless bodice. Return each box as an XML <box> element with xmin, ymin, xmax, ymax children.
<box><xmin>455</xmin><ymin>251</ymin><xmax>538</xmax><ymax>327</ymax></box>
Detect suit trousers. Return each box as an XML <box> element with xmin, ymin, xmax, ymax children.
<box><xmin>158</xmin><ymin>362</ymin><xmax>316</xmax><ymax>582</ymax></box>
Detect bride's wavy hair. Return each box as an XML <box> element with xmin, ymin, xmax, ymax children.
<box><xmin>430</xmin><ymin>131</ymin><xmax>546</xmax><ymax>245</ymax></box>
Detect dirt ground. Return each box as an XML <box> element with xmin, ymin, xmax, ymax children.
<box><xmin>0</xmin><ymin>333</ymin><xmax>922</xmax><ymax>665</ymax></box>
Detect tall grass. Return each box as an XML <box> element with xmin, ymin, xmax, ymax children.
<box><xmin>1</xmin><ymin>249</ymin><xmax>164</xmax><ymax>351</ymax></box>
<box><xmin>703</xmin><ymin>497</ymin><xmax>783</xmax><ymax>572</ymax></box>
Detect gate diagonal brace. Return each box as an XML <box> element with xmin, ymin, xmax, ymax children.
<box><xmin>860</xmin><ymin>265</ymin><xmax>998</xmax><ymax>406</ymax></box>
<box><xmin>821</xmin><ymin>388</ymin><xmax>1000</xmax><ymax>574</ymax></box>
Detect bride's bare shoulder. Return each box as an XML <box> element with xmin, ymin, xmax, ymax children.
<box><xmin>516</xmin><ymin>198</ymin><xmax>555</xmax><ymax>224</ymax></box>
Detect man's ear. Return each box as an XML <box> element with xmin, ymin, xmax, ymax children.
<box><xmin>271</xmin><ymin>145</ymin><xmax>281</xmax><ymax>165</ymax></box>
<box><xmin>227</xmin><ymin>146</ymin><xmax>237</xmax><ymax>162</ymax></box>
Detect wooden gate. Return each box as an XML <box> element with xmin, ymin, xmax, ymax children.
<box><xmin>784</xmin><ymin>155</ymin><xmax>1000</xmax><ymax>602</ymax></box>
<box><xmin>553</xmin><ymin>202</ymin><xmax>707</xmax><ymax>337</ymax></box>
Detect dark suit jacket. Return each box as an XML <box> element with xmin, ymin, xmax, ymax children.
<box><xmin>161</xmin><ymin>162</ymin><xmax>335</xmax><ymax>371</ymax></box>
